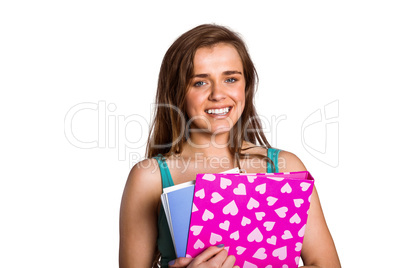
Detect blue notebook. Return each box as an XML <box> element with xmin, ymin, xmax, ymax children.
<box><xmin>161</xmin><ymin>181</ymin><xmax>195</xmax><ymax>257</ymax></box>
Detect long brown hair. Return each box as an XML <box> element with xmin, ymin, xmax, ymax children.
<box><xmin>146</xmin><ymin>24</ymin><xmax>272</xmax><ymax>164</ymax></box>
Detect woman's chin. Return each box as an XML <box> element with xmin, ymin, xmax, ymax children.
<box><xmin>188</xmin><ymin>123</ymin><xmax>235</xmax><ymax>137</ymax></box>
<box><xmin>209</xmin><ymin>126</ymin><xmax>233</xmax><ymax>136</ymax></box>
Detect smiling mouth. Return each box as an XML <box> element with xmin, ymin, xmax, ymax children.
<box><xmin>205</xmin><ymin>107</ymin><xmax>232</xmax><ymax>116</ymax></box>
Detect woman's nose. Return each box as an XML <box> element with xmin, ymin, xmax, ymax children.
<box><xmin>208</xmin><ymin>82</ymin><xmax>226</xmax><ymax>102</ymax></box>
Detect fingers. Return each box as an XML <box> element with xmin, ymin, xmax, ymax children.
<box><xmin>183</xmin><ymin>245</ymin><xmax>237</xmax><ymax>268</ymax></box>
<box><xmin>168</xmin><ymin>257</ymin><xmax>193</xmax><ymax>267</ymax></box>
<box><xmin>191</xmin><ymin>244</ymin><xmax>226</xmax><ymax>264</ymax></box>
<box><xmin>221</xmin><ymin>254</ymin><xmax>236</xmax><ymax>268</ymax></box>
<box><xmin>205</xmin><ymin>246</ymin><xmax>228</xmax><ymax>267</ymax></box>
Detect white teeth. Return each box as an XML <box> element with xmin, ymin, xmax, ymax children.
<box><xmin>206</xmin><ymin>107</ymin><xmax>230</xmax><ymax>115</ymax></box>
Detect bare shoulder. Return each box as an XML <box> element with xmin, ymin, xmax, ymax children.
<box><xmin>127</xmin><ymin>158</ymin><xmax>161</xmax><ymax>184</ymax></box>
<box><xmin>121</xmin><ymin>158</ymin><xmax>162</xmax><ymax>210</ymax></box>
<box><xmin>278</xmin><ymin>150</ymin><xmax>307</xmax><ymax>173</ymax></box>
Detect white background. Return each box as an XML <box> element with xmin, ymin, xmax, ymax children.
<box><xmin>1</xmin><ymin>0</ymin><xmax>401</xmax><ymax>267</ymax></box>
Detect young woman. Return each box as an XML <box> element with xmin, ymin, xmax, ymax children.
<box><xmin>119</xmin><ymin>24</ymin><xmax>341</xmax><ymax>268</ymax></box>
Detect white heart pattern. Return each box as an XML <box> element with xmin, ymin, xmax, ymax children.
<box><xmin>255</xmin><ymin>212</ymin><xmax>265</xmax><ymax>221</ymax></box>
<box><xmin>195</xmin><ymin>188</ymin><xmax>205</xmax><ymax>199</ymax></box>
<box><xmin>187</xmin><ymin>172</ymin><xmax>314</xmax><ymax>267</ymax></box>
<box><xmin>247</xmin><ymin>197</ymin><xmax>260</xmax><ymax>210</ymax></box>
<box><xmin>223</xmin><ymin>200</ymin><xmax>239</xmax><ymax>216</ymax></box>
<box><xmin>263</xmin><ymin>221</ymin><xmax>275</xmax><ymax>231</ymax></box>
<box><xmin>272</xmin><ymin>246</ymin><xmax>287</xmax><ymax>260</ymax></box>
<box><xmin>234</xmin><ymin>183</ymin><xmax>247</xmax><ymax>195</ymax></box>
<box><xmin>295</xmin><ymin>256</ymin><xmax>301</xmax><ymax>266</ymax></box>
<box><xmin>219</xmin><ymin>220</ymin><xmax>230</xmax><ymax>231</ymax></box>
<box><xmin>192</xmin><ymin>203</ymin><xmax>198</xmax><ymax>212</ymax></box>
<box><xmin>209</xmin><ymin>232</ymin><xmax>223</xmax><ymax>245</ymax></box>
<box><xmin>267</xmin><ymin>196</ymin><xmax>278</xmax><ymax>206</ymax></box>
<box><xmin>247</xmin><ymin>227</ymin><xmax>263</xmax><ymax>242</ymax></box>
<box><xmin>293</xmin><ymin>198</ymin><xmax>304</xmax><ymax>208</ymax></box>
<box><xmin>253</xmin><ymin>248</ymin><xmax>268</xmax><ymax>260</ymax></box>
<box><xmin>275</xmin><ymin>206</ymin><xmax>288</xmax><ymax>218</ymax></box>
<box><xmin>255</xmin><ymin>183</ymin><xmax>266</xmax><ymax>194</ymax></box>
<box><xmin>241</xmin><ymin>216</ymin><xmax>251</xmax><ymax>226</ymax></box>
<box><xmin>247</xmin><ymin>176</ymin><xmax>257</xmax><ymax>183</ymax></box>
<box><xmin>211</xmin><ymin>192</ymin><xmax>224</xmax><ymax>203</ymax></box>
<box><xmin>202</xmin><ymin>174</ymin><xmax>216</xmax><ymax>181</ymax></box>
<box><xmin>298</xmin><ymin>224</ymin><xmax>306</xmax><ymax>237</ymax></box>
<box><xmin>243</xmin><ymin>261</ymin><xmax>258</xmax><ymax>268</ymax></box>
<box><xmin>220</xmin><ymin>177</ymin><xmax>232</xmax><ymax>189</ymax></box>
<box><xmin>190</xmin><ymin>225</ymin><xmax>203</xmax><ymax>236</ymax></box>
<box><xmin>266</xmin><ymin>235</ymin><xmax>277</xmax><ymax>245</ymax></box>
<box><xmin>281</xmin><ymin>230</ymin><xmax>293</xmax><ymax>240</ymax></box>
<box><xmin>281</xmin><ymin>183</ymin><xmax>292</xmax><ymax>194</ymax></box>
<box><xmin>289</xmin><ymin>213</ymin><xmax>301</xmax><ymax>224</ymax></box>
<box><xmin>202</xmin><ymin>209</ymin><xmax>214</xmax><ymax>221</ymax></box>
<box><xmin>300</xmin><ymin>182</ymin><xmax>311</xmax><ymax>191</ymax></box>
<box><xmin>194</xmin><ymin>239</ymin><xmax>205</xmax><ymax>249</ymax></box>
<box><xmin>230</xmin><ymin>230</ymin><xmax>240</xmax><ymax>240</ymax></box>
<box><xmin>295</xmin><ymin>242</ymin><xmax>302</xmax><ymax>252</ymax></box>
<box><xmin>236</xmin><ymin>246</ymin><xmax>246</xmax><ymax>255</ymax></box>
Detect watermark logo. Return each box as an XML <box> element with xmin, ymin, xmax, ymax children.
<box><xmin>64</xmin><ymin>100</ymin><xmax>339</xmax><ymax>168</ymax></box>
<box><xmin>64</xmin><ymin>100</ymin><xmax>149</xmax><ymax>161</ymax></box>
<box><xmin>301</xmin><ymin>100</ymin><xmax>339</xmax><ymax>167</ymax></box>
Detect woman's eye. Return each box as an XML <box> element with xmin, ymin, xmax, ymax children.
<box><xmin>194</xmin><ymin>81</ymin><xmax>206</xmax><ymax>87</ymax></box>
<box><xmin>225</xmin><ymin>78</ymin><xmax>237</xmax><ymax>83</ymax></box>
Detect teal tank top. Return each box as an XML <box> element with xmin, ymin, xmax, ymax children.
<box><xmin>153</xmin><ymin>148</ymin><xmax>281</xmax><ymax>267</ymax></box>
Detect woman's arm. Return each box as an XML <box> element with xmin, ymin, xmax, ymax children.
<box><xmin>279</xmin><ymin>151</ymin><xmax>341</xmax><ymax>268</ymax></box>
<box><xmin>119</xmin><ymin>159</ymin><xmax>161</xmax><ymax>268</ymax></box>
<box><xmin>300</xmin><ymin>186</ymin><xmax>341</xmax><ymax>268</ymax></box>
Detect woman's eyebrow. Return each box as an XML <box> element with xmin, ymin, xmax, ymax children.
<box><xmin>192</xmin><ymin>73</ymin><xmax>209</xmax><ymax>78</ymax></box>
<box><xmin>223</xmin><ymin>70</ymin><xmax>242</xmax><ymax>75</ymax></box>
<box><xmin>192</xmin><ymin>70</ymin><xmax>243</xmax><ymax>78</ymax></box>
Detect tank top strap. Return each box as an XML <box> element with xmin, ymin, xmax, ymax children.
<box><xmin>153</xmin><ymin>154</ymin><xmax>175</xmax><ymax>188</ymax></box>
<box><xmin>267</xmin><ymin>148</ymin><xmax>281</xmax><ymax>173</ymax></box>
<box><xmin>153</xmin><ymin>154</ymin><xmax>176</xmax><ymax>266</ymax></box>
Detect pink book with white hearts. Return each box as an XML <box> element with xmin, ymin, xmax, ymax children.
<box><xmin>186</xmin><ymin>171</ymin><xmax>314</xmax><ymax>268</ymax></box>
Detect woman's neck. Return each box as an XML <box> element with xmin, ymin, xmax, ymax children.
<box><xmin>179</xmin><ymin>132</ymin><xmax>250</xmax><ymax>171</ymax></box>
<box><xmin>182</xmin><ymin>132</ymin><xmax>235</xmax><ymax>156</ymax></box>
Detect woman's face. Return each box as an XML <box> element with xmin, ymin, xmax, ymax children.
<box><xmin>185</xmin><ymin>43</ymin><xmax>246</xmax><ymax>136</ymax></box>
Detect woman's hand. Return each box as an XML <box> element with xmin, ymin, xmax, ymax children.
<box><xmin>168</xmin><ymin>245</ymin><xmax>239</xmax><ymax>268</ymax></box>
